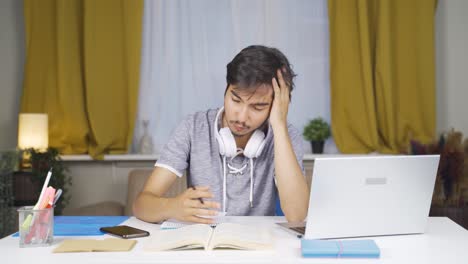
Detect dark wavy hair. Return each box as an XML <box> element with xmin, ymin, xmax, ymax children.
<box><xmin>225</xmin><ymin>45</ymin><xmax>297</xmax><ymax>99</ymax></box>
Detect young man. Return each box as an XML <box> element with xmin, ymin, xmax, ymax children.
<box><xmin>133</xmin><ymin>45</ymin><xmax>309</xmax><ymax>224</ymax></box>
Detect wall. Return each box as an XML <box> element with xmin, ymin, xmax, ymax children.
<box><xmin>0</xmin><ymin>0</ymin><xmax>24</xmax><ymax>150</ymax></box>
<box><xmin>436</xmin><ymin>0</ymin><xmax>468</xmax><ymax>136</ymax></box>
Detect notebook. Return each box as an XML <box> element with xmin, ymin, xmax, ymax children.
<box><xmin>301</xmin><ymin>239</ymin><xmax>380</xmax><ymax>258</ymax></box>
<box><xmin>53</xmin><ymin>238</ymin><xmax>137</xmax><ymax>253</ymax></box>
<box><xmin>145</xmin><ymin>222</ymin><xmax>273</xmax><ymax>251</ymax></box>
<box><xmin>277</xmin><ymin>155</ymin><xmax>440</xmax><ymax>239</ymax></box>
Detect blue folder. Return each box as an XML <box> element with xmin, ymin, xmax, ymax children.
<box><xmin>301</xmin><ymin>239</ymin><xmax>380</xmax><ymax>258</ymax></box>
<box><xmin>13</xmin><ymin>216</ymin><xmax>129</xmax><ymax>237</ymax></box>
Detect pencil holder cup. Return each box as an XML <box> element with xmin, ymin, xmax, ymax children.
<box><xmin>17</xmin><ymin>206</ymin><xmax>54</xmax><ymax>247</ymax></box>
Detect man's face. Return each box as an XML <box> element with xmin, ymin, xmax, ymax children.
<box><xmin>223</xmin><ymin>84</ymin><xmax>273</xmax><ymax>138</ymax></box>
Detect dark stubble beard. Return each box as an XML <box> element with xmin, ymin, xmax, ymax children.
<box><xmin>230</xmin><ymin>118</ymin><xmax>269</xmax><ymax>138</ymax></box>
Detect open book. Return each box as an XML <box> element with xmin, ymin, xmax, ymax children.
<box><xmin>145</xmin><ymin>222</ymin><xmax>273</xmax><ymax>251</ymax></box>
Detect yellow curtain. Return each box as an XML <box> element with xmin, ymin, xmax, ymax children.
<box><xmin>328</xmin><ymin>0</ymin><xmax>437</xmax><ymax>153</ymax></box>
<box><xmin>21</xmin><ymin>0</ymin><xmax>143</xmax><ymax>159</ymax></box>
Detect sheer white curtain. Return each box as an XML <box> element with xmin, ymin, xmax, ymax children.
<box><xmin>133</xmin><ymin>0</ymin><xmax>334</xmax><ymax>154</ymax></box>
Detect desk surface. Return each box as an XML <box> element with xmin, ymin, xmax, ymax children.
<box><xmin>1</xmin><ymin>216</ymin><xmax>467</xmax><ymax>264</ymax></box>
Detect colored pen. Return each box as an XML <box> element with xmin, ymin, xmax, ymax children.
<box><xmin>33</xmin><ymin>168</ymin><xmax>53</xmax><ymax>210</ymax></box>
<box><xmin>53</xmin><ymin>189</ymin><xmax>63</xmax><ymax>205</ymax></box>
<box><xmin>25</xmin><ymin>168</ymin><xmax>53</xmax><ymax>230</ymax></box>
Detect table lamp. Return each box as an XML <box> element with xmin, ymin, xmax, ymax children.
<box><xmin>17</xmin><ymin>113</ymin><xmax>49</xmax><ymax>168</ymax></box>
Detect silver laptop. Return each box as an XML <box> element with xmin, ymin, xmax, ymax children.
<box><xmin>277</xmin><ymin>155</ymin><xmax>440</xmax><ymax>239</ymax></box>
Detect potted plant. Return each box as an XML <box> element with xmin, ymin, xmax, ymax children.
<box><xmin>303</xmin><ymin>118</ymin><xmax>331</xmax><ymax>154</ymax></box>
<box><xmin>0</xmin><ymin>150</ymin><xmax>20</xmax><ymax>237</ymax></box>
<box><xmin>406</xmin><ymin>129</ymin><xmax>468</xmax><ymax>230</ymax></box>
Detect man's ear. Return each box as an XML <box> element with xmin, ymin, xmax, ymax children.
<box><xmin>260</xmin><ymin>116</ymin><xmax>270</xmax><ymax>130</ymax></box>
<box><xmin>267</xmin><ymin>102</ymin><xmax>273</xmax><ymax>118</ymax></box>
<box><xmin>269</xmin><ymin>85</ymin><xmax>275</xmax><ymax>114</ymax></box>
<box><xmin>224</xmin><ymin>84</ymin><xmax>230</xmax><ymax>96</ymax></box>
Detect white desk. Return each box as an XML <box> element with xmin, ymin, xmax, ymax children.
<box><xmin>1</xmin><ymin>216</ymin><xmax>467</xmax><ymax>264</ymax></box>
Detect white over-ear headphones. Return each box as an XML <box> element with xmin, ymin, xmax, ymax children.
<box><xmin>214</xmin><ymin>107</ymin><xmax>267</xmax><ymax>213</ymax></box>
<box><xmin>214</xmin><ymin>107</ymin><xmax>266</xmax><ymax>158</ymax></box>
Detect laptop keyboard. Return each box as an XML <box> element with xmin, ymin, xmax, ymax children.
<box><xmin>290</xmin><ymin>226</ymin><xmax>306</xmax><ymax>235</ymax></box>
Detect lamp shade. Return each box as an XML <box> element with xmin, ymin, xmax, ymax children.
<box><xmin>18</xmin><ymin>113</ymin><xmax>49</xmax><ymax>150</ymax></box>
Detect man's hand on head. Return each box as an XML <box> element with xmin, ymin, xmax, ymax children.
<box><xmin>269</xmin><ymin>69</ymin><xmax>290</xmax><ymax>130</ymax></box>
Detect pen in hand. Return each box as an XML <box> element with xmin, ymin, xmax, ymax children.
<box><xmin>190</xmin><ymin>186</ymin><xmax>204</xmax><ymax>204</ymax></box>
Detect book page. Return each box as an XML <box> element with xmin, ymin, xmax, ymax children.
<box><xmin>160</xmin><ymin>213</ymin><xmax>226</xmax><ymax>229</ymax></box>
<box><xmin>208</xmin><ymin>223</ymin><xmax>273</xmax><ymax>250</ymax></box>
<box><xmin>144</xmin><ymin>224</ymin><xmax>213</xmax><ymax>251</ymax></box>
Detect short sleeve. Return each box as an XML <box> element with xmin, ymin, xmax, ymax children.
<box><xmin>155</xmin><ymin>116</ymin><xmax>192</xmax><ymax>177</ymax></box>
<box><xmin>288</xmin><ymin>124</ymin><xmax>305</xmax><ymax>174</ymax></box>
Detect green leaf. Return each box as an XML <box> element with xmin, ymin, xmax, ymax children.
<box><xmin>302</xmin><ymin>117</ymin><xmax>331</xmax><ymax>142</ymax></box>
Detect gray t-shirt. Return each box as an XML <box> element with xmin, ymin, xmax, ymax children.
<box><xmin>155</xmin><ymin>108</ymin><xmax>304</xmax><ymax>216</ymax></box>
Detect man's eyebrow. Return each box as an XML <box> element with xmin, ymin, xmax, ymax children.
<box><xmin>230</xmin><ymin>90</ymin><xmax>242</xmax><ymax>100</ymax></box>
<box><xmin>252</xmin><ymin>102</ymin><xmax>270</xmax><ymax>107</ymax></box>
<box><xmin>231</xmin><ymin>90</ymin><xmax>270</xmax><ymax>106</ymax></box>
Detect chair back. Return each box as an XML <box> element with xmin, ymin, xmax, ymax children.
<box><xmin>125</xmin><ymin>169</ymin><xmax>187</xmax><ymax>215</ymax></box>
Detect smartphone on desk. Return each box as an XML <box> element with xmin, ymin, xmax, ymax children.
<box><xmin>100</xmin><ymin>225</ymin><xmax>150</xmax><ymax>239</ymax></box>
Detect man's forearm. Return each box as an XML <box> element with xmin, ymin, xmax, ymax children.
<box><xmin>273</xmin><ymin>125</ymin><xmax>309</xmax><ymax>222</ymax></box>
<box><xmin>133</xmin><ymin>192</ymin><xmax>174</xmax><ymax>223</ymax></box>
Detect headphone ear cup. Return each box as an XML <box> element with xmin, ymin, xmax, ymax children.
<box><xmin>219</xmin><ymin>127</ymin><xmax>237</xmax><ymax>157</ymax></box>
<box><xmin>244</xmin><ymin>130</ymin><xmax>266</xmax><ymax>158</ymax></box>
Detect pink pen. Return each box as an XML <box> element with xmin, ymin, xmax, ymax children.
<box><xmin>39</xmin><ymin>188</ymin><xmax>55</xmax><ymax>239</ymax></box>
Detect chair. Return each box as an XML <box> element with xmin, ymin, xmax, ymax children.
<box><xmin>124</xmin><ymin>169</ymin><xmax>187</xmax><ymax>215</ymax></box>
<box><xmin>124</xmin><ymin>169</ymin><xmax>152</xmax><ymax>216</ymax></box>
<box><xmin>275</xmin><ymin>195</ymin><xmax>285</xmax><ymax>216</ymax></box>
<box><xmin>64</xmin><ymin>169</ymin><xmax>187</xmax><ymax>216</ymax></box>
